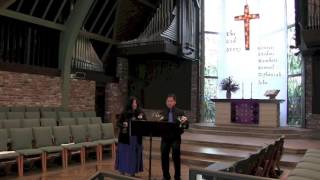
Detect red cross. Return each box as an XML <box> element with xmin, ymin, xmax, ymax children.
<box><xmin>235</xmin><ymin>4</ymin><xmax>259</xmax><ymax>50</ymax></box>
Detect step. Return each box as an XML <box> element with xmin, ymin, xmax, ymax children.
<box><xmin>187</xmin><ymin>128</ymin><xmax>303</xmax><ymax>139</ymax></box>
<box><xmin>191</xmin><ymin>124</ymin><xmax>312</xmax><ymax>134</ymax></box>
<box><xmin>145</xmin><ymin>136</ymin><xmax>306</xmax><ymax>154</ymax></box>
<box><xmin>143</xmin><ymin>142</ymin><xmax>302</xmax><ymax>168</ymax></box>
<box><xmin>143</xmin><ymin>151</ymin><xmax>233</xmax><ymax>167</ymax></box>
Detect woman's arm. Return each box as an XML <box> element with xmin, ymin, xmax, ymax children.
<box><xmin>138</xmin><ymin>109</ymin><xmax>147</xmax><ymax>120</ymax></box>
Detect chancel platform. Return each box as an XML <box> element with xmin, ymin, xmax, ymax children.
<box><xmin>211</xmin><ymin>99</ymin><xmax>285</xmax><ymax>128</ymax></box>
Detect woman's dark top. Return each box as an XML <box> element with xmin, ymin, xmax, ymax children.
<box><xmin>117</xmin><ymin>109</ymin><xmax>146</xmax><ymax>145</ymax></box>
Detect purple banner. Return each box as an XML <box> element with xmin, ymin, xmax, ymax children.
<box><xmin>231</xmin><ymin>100</ymin><xmax>259</xmax><ymax>124</ymax></box>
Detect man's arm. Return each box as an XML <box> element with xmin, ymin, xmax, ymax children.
<box><xmin>176</xmin><ymin>108</ymin><xmax>189</xmax><ymax>129</ymax></box>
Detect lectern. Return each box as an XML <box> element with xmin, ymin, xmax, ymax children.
<box><xmin>130</xmin><ymin>120</ymin><xmax>180</xmax><ymax>180</ymax></box>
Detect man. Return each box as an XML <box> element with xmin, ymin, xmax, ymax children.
<box><xmin>160</xmin><ymin>94</ymin><xmax>189</xmax><ymax>180</ymax></box>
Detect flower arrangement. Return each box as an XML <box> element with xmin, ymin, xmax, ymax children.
<box><xmin>220</xmin><ymin>77</ymin><xmax>240</xmax><ymax>98</ymax></box>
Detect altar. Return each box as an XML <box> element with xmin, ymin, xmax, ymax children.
<box><xmin>211</xmin><ymin>99</ymin><xmax>285</xmax><ymax>128</ymax></box>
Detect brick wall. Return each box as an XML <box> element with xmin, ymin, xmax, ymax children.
<box><xmin>0</xmin><ymin>70</ymin><xmax>95</xmax><ymax>111</ymax></box>
<box><xmin>190</xmin><ymin>62</ymin><xmax>199</xmax><ymax>122</ymax></box>
<box><xmin>105</xmin><ymin>58</ymin><xmax>128</xmax><ymax>123</ymax></box>
<box><xmin>69</xmin><ymin>79</ymin><xmax>95</xmax><ymax>112</ymax></box>
<box><xmin>304</xmin><ymin>55</ymin><xmax>320</xmax><ymax>129</ymax></box>
<box><xmin>0</xmin><ymin>71</ymin><xmax>61</xmax><ymax>107</ymax></box>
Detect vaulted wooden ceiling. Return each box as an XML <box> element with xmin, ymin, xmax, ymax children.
<box><xmin>0</xmin><ymin>0</ymin><xmax>161</xmax><ymax>60</ymax></box>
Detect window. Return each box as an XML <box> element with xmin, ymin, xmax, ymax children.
<box><xmin>287</xmin><ymin>0</ymin><xmax>303</xmax><ymax>126</ymax></box>
<box><xmin>203</xmin><ymin>0</ymin><xmax>222</xmax><ymax>123</ymax></box>
<box><xmin>203</xmin><ymin>0</ymin><xmax>302</xmax><ymax>126</ymax></box>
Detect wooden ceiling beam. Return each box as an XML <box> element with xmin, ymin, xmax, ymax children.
<box><xmin>79</xmin><ymin>31</ymin><xmax>117</xmax><ymax>44</ymax></box>
<box><xmin>0</xmin><ymin>9</ymin><xmax>117</xmax><ymax>45</ymax></box>
<box><xmin>0</xmin><ymin>0</ymin><xmax>16</xmax><ymax>9</ymax></box>
<box><xmin>134</xmin><ymin>0</ymin><xmax>156</xmax><ymax>9</ymax></box>
<box><xmin>0</xmin><ymin>9</ymin><xmax>65</xmax><ymax>31</ymax></box>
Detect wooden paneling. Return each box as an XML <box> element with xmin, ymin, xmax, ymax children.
<box><xmin>215</xmin><ymin>102</ymin><xmax>231</xmax><ymax>126</ymax></box>
<box><xmin>259</xmin><ymin>103</ymin><xmax>280</xmax><ymax>127</ymax></box>
<box><xmin>215</xmin><ymin>101</ymin><xmax>281</xmax><ymax>128</ymax></box>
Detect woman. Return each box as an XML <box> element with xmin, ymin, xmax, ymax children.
<box><xmin>115</xmin><ymin>96</ymin><xmax>146</xmax><ymax>176</ymax></box>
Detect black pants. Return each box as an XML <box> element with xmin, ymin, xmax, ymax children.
<box><xmin>161</xmin><ymin>138</ymin><xmax>181</xmax><ymax>180</ymax></box>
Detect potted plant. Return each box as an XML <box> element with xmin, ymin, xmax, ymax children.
<box><xmin>220</xmin><ymin>77</ymin><xmax>240</xmax><ymax>99</ymax></box>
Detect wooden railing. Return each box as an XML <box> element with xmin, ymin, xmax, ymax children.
<box><xmin>189</xmin><ymin>167</ymin><xmax>277</xmax><ymax>180</ymax></box>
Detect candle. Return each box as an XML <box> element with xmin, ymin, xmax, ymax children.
<box><xmin>242</xmin><ymin>82</ymin><xmax>244</xmax><ymax>99</ymax></box>
<box><xmin>250</xmin><ymin>82</ymin><xmax>253</xmax><ymax>99</ymax></box>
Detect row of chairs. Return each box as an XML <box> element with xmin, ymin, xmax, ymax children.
<box><xmin>226</xmin><ymin>136</ymin><xmax>285</xmax><ymax>178</ymax></box>
<box><xmin>0</xmin><ymin>106</ymin><xmax>65</xmax><ymax>112</ymax></box>
<box><xmin>287</xmin><ymin>149</ymin><xmax>320</xmax><ymax>180</ymax></box>
<box><xmin>0</xmin><ymin>123</ymin><xmax>116</xmax><ymax>177</ymax></box>
<box><xmin>0</xmin><ymin>111</ymin><xmax>97</xmax><ymax>120</ymax></box>
<box><xmin>0</xmin><ymin>117</ymin><xmax>102</xmax><ymax>129</ymax></box>
<box><xmin>205</xmin><ymin>136</ymin><xmax>285</xmax><ymax>179</ymax></box>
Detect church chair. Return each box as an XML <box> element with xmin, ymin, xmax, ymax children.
<box><xmin>53</xmin><ymin>107</ymin><xmax>66</xmax><ymax>112</ymax></box>
<box><xmin>24</xmin><ymin>112</ymin><xmax>40</xmax><ymax>119</ymax></box>
<box><xmin>60</xmin><ymin>118</ymin><xmax>77</xmax><ymax>126</ymax></box>
<box><xmin>289</xmin><ymin>168</ymin><xmax>320</xmax><ymax>180</ymax></box>
<box><xmin>302</xmin><ymin>155</ymin><xmax>320</xmax><ymax>164</ymax></box>
<box><xmin>3</xmin><ymin>119</ymin><xmax>21</xmax><ymax>129</ymax></box>
<box><xmin>7</xmin><ymin>112</ymin><xmax>24</xmax><ymax>119</ymax></box>
<box><xmin>98</xmin><ymin>123</ymin><xmax>116</xmax><ymax>159</ymax></box>
<box><xmin>84</xmin><ymin>111</ymin><xmax>97</xmax><ymax>117</ymax></box>
<box><xmin>76</xmin><ymin>117</ymin><xmax>91</xmax><ymax>125</ymax></box>
<box><xmin>295</xmin><ymin>161</ymin><xmax>320</xmax><ymax>172</ymax></box>
<box><xmin>57</xmin><ymin>111</ymin><xmax>71</xmax><ymax>120</ymax></box>
<box><xmin>90</xmin><ymin>117</ymin><xmax>102</xmax><ymax>124</ymax></box>
<box><xmin>40</xmin><ymin>107</ymin><xmax>54</xmax><ymax>112</ymax></box>
<box><xmin>307</xmin><ymin>149</ymin><xmax>320</xmax><ymax>154</ymax></box>
<box><xmin>71</xmin><ymin>112</ymin><xmax>84</xmax><ymax>118</ymax></box>
<box><xmin>0</xmin><ymin>107</ymin><xmax>9</xmax><ymax>112</ymax></box>
<box><xmin>305</xmin><ymin>149</ymin><xmax>320</xmax><ymax>159</ymax></box>
<box><xmin>25</xmin><ymin>107</ymin><xmax>40</xmax><ymax>112</ymax></box>
<box><xmin>22</xmin><ymin>119</ymin><xmax>40</xmax><ymax>128</ymax></box>
<box><xmin>53</xmin><ymin>126</ymin><xmax>84</xmax><ymax>168</ymax></box>
<box><xmin>32</xmin><ymin>127</ymin><xmax>65</xmax><ymax>172</ymax></box>
<box><xmin>232</xmin><ymin>153</ymin><xmax>260</xmax><ymax>175</ymax></box>
<box><xmin>87</xmin><ymin>124</ymin><xmax>104</xmax><ymax>161</ymax></box>
<box><xmin>261</xmin><ymin>144</ymin><xmax>276</xmax><ymax>177</ymax></box>
<box><xmin>41</xmin><ymin>111</ymin><xmax>57</xmax><ymax>120</ymax></box>
<box><xmin>10</xmin><ymin>128</ymin><xmax>43</xmax><ymax>176</ymax></box>
<box><xmin>269</xmin><ymin>136</ymin><xmax>285</xmax><ymax>178</ymax></box>
<box><xmin>0</xmin><ymin>112</ymin><xmax>7</xmax><ymax>119</ymax></box>
<box><xmin>254</xmin><ymin>148</ymin><xmax>268</xmax><ymax>176</ymax></box>
<box><xmin>0</xmin><ymin>129</ymin><xmax>19</xmax><ymax>176</ymax></box>
<box><xmin>10</xmin><ymin>107</ymin><xmax>25</xmax><ymax>112</ymax></box>
<box><xmin>71</xmin><ymin>125</ymin><xmax>100</xmax><ymax>163</ymax></box>
<box><xmin>40</xmin><ymin>118</ymin><xmax>57</xmax><ymax>127</ymax></box>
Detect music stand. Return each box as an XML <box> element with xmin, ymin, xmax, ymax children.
<box><xmin>130</xmin><ymin>120</ymin><xmax>180</xmax><ymax>180</ymax></box>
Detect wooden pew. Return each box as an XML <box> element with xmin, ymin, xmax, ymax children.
<box><xmin>199</xmin><ymin>136</ymin><xmax>285</xmax><ymax>179</ymax></box>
